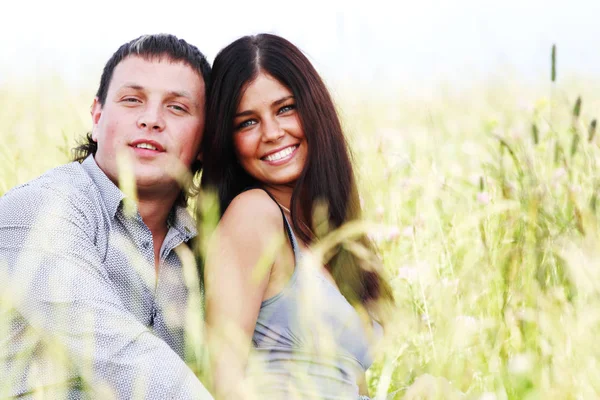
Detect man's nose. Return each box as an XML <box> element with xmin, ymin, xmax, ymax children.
<box><xmin>137</xmin><ymin>104</ymin><xmax>165</xmax><ymax>131</ymax></box>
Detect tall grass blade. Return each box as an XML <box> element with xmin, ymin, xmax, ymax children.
<box><xmin>571</xmin><ymin>133</ymin><xmax>580</xmax><ymax>157</ymax></box>
<box><xmin>551</xmin><ymin>44</ymin><xmax>557</xmax><ymax>82</ymax></box>
<box><xmin>589</xmin><ymin>119</ymin><xmax>597</xmax><ymax>142</ymax></box>
<box><xmin>573</xmin><ymin>96</ymin><xmax>582</xmax><ymax>118</ymax></box>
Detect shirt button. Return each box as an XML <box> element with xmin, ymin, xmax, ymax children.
<box><xmin>149</xmin><ymin>307</ymin><xmax>157</xmax><ymax>327</ymax></box>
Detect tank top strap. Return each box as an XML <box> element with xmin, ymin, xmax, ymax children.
<box><xmin>279</xmin><ymin>209</ymin><xmax>301</xmax><ymax>266</ymax></box>
<box><xmin>243</xmin><ymin>187</ymin><xmax>301</xmax><ymax>265</ymax></box>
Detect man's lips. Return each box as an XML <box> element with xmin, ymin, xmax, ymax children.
<box><xmin>129</xmin><ymin>139</ymin><xmax>165</xmax><ymax>152</ymax></box>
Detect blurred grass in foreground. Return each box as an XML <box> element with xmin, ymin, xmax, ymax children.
<box><xmin>2</xmin><ymin>69</ymin><xmax>600</xmax><ymax>399</ymax></box>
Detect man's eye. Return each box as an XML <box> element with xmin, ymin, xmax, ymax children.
<box><xmin>169</xmin><ymin>104</ymin><xmax>187</xmax><ymax>112</ymax></box>
<box><xmin>123</xmin><ymin>97</ymin><xmax>141</xmax><ymax>103</ymax></box>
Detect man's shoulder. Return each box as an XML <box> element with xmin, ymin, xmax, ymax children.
<box><xmin>3</xmin><ymin>161</ymin><xmax>92</xmax><ymax>198</ymax></box>
<box><xmin>0</xmin><ymin>161</ymin><xmax>100</xmax><ymax>220</ymax></box>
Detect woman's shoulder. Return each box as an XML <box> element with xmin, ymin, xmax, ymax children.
<box><xmin>222</xmin><ymin>189</ymin><xmax>283</xmax><ymax>233</ymax></box>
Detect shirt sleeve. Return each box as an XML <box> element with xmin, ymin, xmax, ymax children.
<box><xmin>0</xmin><ymin>183</ymin><xmax>213</xmax><ymax>400</ymax></box>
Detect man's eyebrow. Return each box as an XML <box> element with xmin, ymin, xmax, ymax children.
<box><xmin>118</xmin><ymin>84</ymin><xmax>144</xmax><ymax>91</ymax></box>
<box><xmin>166</xmin><ymin>90</ymin><xmax>200</xmax><ymax>107</ymax></box>
<box><xmin>118</xmin><ymin>84</ymin><xmax>198</xmax><ymax>105</ymax></box>
<box><xmin>234</xmin><ymin>96</ymin><xmax>295</xmax><ymax>118</ymax></box>
<box><xmin>167</xmin><ymin>90</ymin><xmax>194</xmax><ymax>100</ymax></box>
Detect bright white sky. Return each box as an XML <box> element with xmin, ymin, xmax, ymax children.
<box><xmin>1</xmin><ymin>0</ymin><xmax>598</xmax><ymax>91</ymax></box>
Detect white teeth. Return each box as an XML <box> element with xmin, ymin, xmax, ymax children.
<box><xmin>264</xmin><ymin>146</ymin><xmax>296</xmax><ymax>162</ymax></box>
<box><xmin>135</xmin><ymin>143</ymin><xmax>158</xmax><ymax>150</ymax></box>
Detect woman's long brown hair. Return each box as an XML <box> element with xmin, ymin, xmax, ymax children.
<box><xmin>200</xmin><ymin>33</ymin><xmax>394</xmax><ymax>313</ymax></box>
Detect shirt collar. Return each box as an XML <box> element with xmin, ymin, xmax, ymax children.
<box><xmin>82</xmin><ymin>154</ymin><xmax>198</xmax><ymax>240</ymax></box>
<box><xmin>168</xmin><ymin>205</ymin><xmax>198</xmax><ymax>241</ymax></box>
<box><xmin>81</xmin><ymin>155</ymin><xmax>126</xmax><ymax>219</ymax></box>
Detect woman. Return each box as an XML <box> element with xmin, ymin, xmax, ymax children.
<box><xmin>199</xmin><ymin>33</ymin><xmax>394</xmax><ymax>400</ymax></box>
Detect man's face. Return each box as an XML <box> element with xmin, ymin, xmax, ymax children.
<box><xmin>91</xmin><ymin>55</ymin><xmax>205</xmax><ymax>196</ymax></box>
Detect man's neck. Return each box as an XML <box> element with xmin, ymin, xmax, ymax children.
<box><xmin>137</xmin><ymin>196</ymin><xmax>175</xmax><ymax>236</ymax></box>
<box><xmin>137</xmin><ymin>190</ymin><xmax>180</xmax><ymax>275</ymax></box>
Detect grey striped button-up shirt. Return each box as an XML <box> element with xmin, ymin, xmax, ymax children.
<box><xmin>0</xmin><ymin>156</ymin><xmax>212</xmax><ymax>399</ymax></box>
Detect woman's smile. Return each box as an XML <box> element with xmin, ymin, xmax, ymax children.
<box><xmin>261</xmin><ymin>144</ymin><xmax>299</xmax><ymax>165</ymax></box>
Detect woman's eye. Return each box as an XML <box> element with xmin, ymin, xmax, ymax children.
<box><xmin>237</xmin><ymin>119</ymin><xmax>256</xmax><ymax>129</ymax></box>
<box><xmin>278</xmin><ymin>104</ymin><xmax>296</xmax><ymax>114</ymax></box>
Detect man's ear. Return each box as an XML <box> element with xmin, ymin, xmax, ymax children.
<box><xmin>90</xmin><ymin>98</ymin><xmax>102</xmax><ymax>142</ymax></box>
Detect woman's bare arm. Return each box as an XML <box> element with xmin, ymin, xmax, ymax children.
<box><xmin>203</xmin><ymin>190</ymin><xmax>284</xmax><ymax>399</ymax></box>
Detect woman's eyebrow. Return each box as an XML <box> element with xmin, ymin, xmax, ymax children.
<box><xmin>272</xmin><ymin>95</ymin><xmax>294</xmax><ymax>106</ymax></box>
<box><xmin>235</xmin><ymin>109</ymin><xmax>254</xmax><ymax>118</ymax></box>
<box><xmin>235</xmin><ymin>95</ymin><xmax>295</xmax><ymax>118</ymax></box>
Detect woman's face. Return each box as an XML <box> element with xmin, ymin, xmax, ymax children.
<box><xmin>232</xmin><ymin>72</ymin><xmax>307</xmax><ymax>189</ymax></box>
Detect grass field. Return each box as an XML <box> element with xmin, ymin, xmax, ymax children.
<box><xmin>2</xmin><ymin>62</ymin><xmax>600</xmax><ymax>399</ymax></box>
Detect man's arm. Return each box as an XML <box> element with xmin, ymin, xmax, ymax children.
<box><xmin>0</xmin><ymin>184</ymin><xmax>212</xmax><ymax>399</ymax></box>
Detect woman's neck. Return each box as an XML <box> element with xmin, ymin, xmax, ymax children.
<box><xmin>262</xmin><ymin>184</ymin><xmax>294</xmax><ymax>211</ymax></box>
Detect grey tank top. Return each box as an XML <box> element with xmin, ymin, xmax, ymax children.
<box><xmin>247</xmin><ymin>202</ymin><xmax>382</xmax><ymax>399</ymax></box>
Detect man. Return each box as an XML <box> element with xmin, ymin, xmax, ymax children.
<box><xmin>0</xmin><ymin>34</ymin><xmax>213</xmax><ymax>399</ymax></box>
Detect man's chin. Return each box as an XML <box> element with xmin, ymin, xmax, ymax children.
<box><xmin>135</xmin><ymin>175</ymin><xmax>176</xmax><ymax>188</ymax></box>
<box><xmin>135</xmin><ymin>176</ymin><xmax>182</xmax><ymax>198</ymax></box>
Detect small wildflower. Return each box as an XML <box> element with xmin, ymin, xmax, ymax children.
<box><xmin>397</xmin><ymin>266</ymin><xmax>419</xmax><ymax>284</ymax></box>
<box><xmin>477</xmin><ymin>191</ymin><xmax>490</xmax><ymax>205</ymax></box>
<box><xmin>421</xmin><ymin>313</ymin><xmax>432</xmax><ymax>324</ymax></box>
<box><xmin>441</xmin><ymin>278</ymin><xmax>459</xmax><ymax>287</ymax></box>
<box><xmin>449</xmin><ymin>163</ymin><xmax>462</xmax><ymax>177</ymax></box>
<box><xmin>383</xmin><ymin>167</ymin><xmax>392</xmax><ymax>179</ymax></box>
<box><xmin>455</xmin><ymin>315</ymin><xmax>478</xmax><ymax>329</ymax></box>
<box><xmin>386</xmin><ymin>226</ymin><xmax>401</xmax><ymax>241</ymax></box>
<box><xmin>553</xmin><ymin>167</ymin><xmax>567</xmax><ymax>180</ymax></box>
<box><xmin>534</xmin><ymin>97</ymin><xmax>549</xmax><ymax>113</ymax></box>
<box><xmin>414</xmin><ymin>216</ymin><xmax>425</xmax><ymax>228</ymax></box>
<box><xmin>398</xmin><ymin>178</ymin><xmax>411</xmax><ymax>189</ymax></box>
<box><xmin>508</xmin><ymin>126</ymin><xmax>525</xmax><ymax>139</ymax></box>
<box><xmin>508</xmin><ymin>353</ymin><xmax>533</xmax><ymax>375</ymax></box>
<box><xmin>469</xmin><ymin>173</ymin><xmax>481</xmax><ymax>186</ymax></box>
<box><xmin>518</xmin><ymin>99</ymin><xmax>535</xmax><ymax>113</ymax></box>
<box><xmin>369</xmin><ymin>226</ymin><xmax>401</xmax><ymax>243</ymax></box>
<box><xmin>437</xmin><ymin>174</ymin><xmax>446</xmax><ymax>187</ymax></box>
<box><xmin>461</xmin><ymin>141</ymin><xmax>478</xmax><ymax>156</ymax></box>
<box><xmin>569</xmin><ymin>184</ymin><xmax>582</xmax><ymax>194</ymax></box>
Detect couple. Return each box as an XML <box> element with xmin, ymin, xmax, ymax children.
<box><xmin>0</xmin><ymin>33</ymin><xmax>393</xmax><ymax>399</ymax></box>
